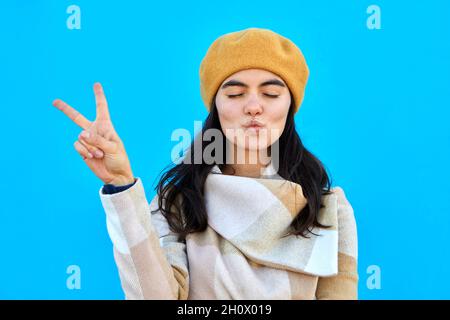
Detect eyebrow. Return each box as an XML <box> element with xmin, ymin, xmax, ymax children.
<box><xmin>220</xmin><ymin>79</ymin><xmax>286</xmax><ymax>89</ymax></box>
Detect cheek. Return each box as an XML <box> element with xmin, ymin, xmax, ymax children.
<box><xmin>267</xmin><ymin>99</ymin><xmax>290</xmax><ymax>130</ymax></box>
<box><xmin>216</xmin><ymin>98</ymin><xmax>245</xmax><ymax>146</ymax></box>
<box><xmin>216</xmin><ymin>100</ymin><xmax>241</xmax><ymax>129</ymax></box>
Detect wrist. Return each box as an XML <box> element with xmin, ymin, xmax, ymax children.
<box><xmin>110</xmin><ymin>175</ymin><xmax>135</xmax><ymax>187</ymax></box>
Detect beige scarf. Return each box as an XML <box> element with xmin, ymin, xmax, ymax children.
<box><xmin>100</xmin><ymin>163</ymin><xmax>358</xmax><ymax>300</ymax></box>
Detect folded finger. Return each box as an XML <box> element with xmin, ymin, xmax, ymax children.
<box><xmin>74</xmin><ymin>141</ymin><xmax>93</xmax><ymax>160</ymax></box>
<box><xmin>78</xmin><ymin>136</ymin><xmax>104</xmax><ymax>158</ymax></box>
<box><xmin>79</xmin><ymin>130</ymin><xmax>116</xmax><ymax>154</ymax></box>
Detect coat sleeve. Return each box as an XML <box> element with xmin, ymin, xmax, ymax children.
<box><xmin>99</xmin><ymin>177</ymin><xmax>189</xmax><ymax>300</ymax></box>
<box><xmin>315</xmin><ymin>187</ymin><xmax>359</xmax><ymax>300</ymax></box>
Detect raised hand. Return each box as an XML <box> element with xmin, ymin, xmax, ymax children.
<box><xmin>53</xmin><ymin>83</ymin><xmax>135</xmax><ymax>186</ymax></box>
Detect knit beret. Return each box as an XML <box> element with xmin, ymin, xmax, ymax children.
<box><xmin>199</xmin><ymin>27</ymin><xmax>309</xmax><ymax>114</ymax></box>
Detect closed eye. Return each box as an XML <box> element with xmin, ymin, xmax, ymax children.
<box><xmin>264</xmin><ymin>93</ymin><xmax>279</xmax><ymax>98</ymax></box>
<box><xmin>227</xmin><ymin>93</ymin><xmax>244</xmax><ymax>98</ymax></box>
<box><xmin>227</xmin><ymin>93</ymin><xmax>279</xmax><ymax>98</ymax></box>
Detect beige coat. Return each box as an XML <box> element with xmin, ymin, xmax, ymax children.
<box><xmin>99</xmin><ymin>164</ymin><xmax>358</xmax><ymax>299</ymax></box>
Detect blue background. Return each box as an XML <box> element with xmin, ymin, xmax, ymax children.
<box><xmin>1</xmin><ymin>0</ymin><xmax>449</xmax><ymax>299</ymax></box>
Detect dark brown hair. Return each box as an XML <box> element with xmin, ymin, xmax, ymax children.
<box><xmin>154</xmin><ymin>93</ymin><xmax>332</xmax><ymax>240</ymax></box>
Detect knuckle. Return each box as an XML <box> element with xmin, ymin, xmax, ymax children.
<box><xmin>79</xmin><ymin>130</ymin><xmax>91</xmax><ymax>141</ymax></box>
<box><xmin>74</xmin><ymin>141</ymin><xmax>82</xmax><ymax>151</ymax></box>
<box><xmin>73</xmin><ymin>112</ymin><xmax>80</xmax><ymax>121</ymax></box>
<box><xmin>78</xmin><ymin>138</ymin><xmax>89</xmax><ymax>148</ymax></box>
<box><xmin>78</xmin><ymin>142</ymin><xmax>92</xmax><ymax>154</ymax></box>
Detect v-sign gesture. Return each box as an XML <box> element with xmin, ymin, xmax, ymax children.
<box><xmin>53</xmin><ymin>83</ymin><xmax>135</xmax><ymax>186</ymax></box>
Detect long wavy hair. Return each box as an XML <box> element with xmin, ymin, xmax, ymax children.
<box><xmin>154</xmin><ymin>92</ymin><xmax>333</xmax><ymax>241</ymax></box>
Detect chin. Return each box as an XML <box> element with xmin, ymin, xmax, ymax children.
<box><xmin>240</xmin><ymin>141</ymin><xmax>271</xmax><ymax>152</ymax></box>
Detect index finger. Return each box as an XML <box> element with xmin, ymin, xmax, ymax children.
<box><xmin>94</xmin><ymin>82</ymin><xmax>111</xmax><ymax>121</ymax></box>
<box><xmin>52</xmin><ymin>99</ymin><xmax>92</xmax><ymax>129</ymax></box>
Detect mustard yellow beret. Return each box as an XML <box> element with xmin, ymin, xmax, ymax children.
<box><xmin>199</xmin><ymin>27</ymin><xmax>309</xmax><ymax>114</ymax></box>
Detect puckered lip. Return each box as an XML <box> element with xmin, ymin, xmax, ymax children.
<box><xmin>242</xmin><ymin>119</ymin><xmax>265</xmax><ymax>128</ymax></box>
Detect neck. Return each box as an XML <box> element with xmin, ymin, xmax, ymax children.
<box><xmin>223</xmin><ymin>145</ymin><xmax>271</xmax><ymax>178</ymax></box>
<box><xmin>222</xmin><ymin>163</ymin><xmax>266</xmax><ymax>178</ymax></box>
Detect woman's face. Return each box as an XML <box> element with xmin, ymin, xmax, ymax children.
<box><xmin>215</xmin><ymin>68</ymin><xmax>292</xmax><ymax>153</ymax></box>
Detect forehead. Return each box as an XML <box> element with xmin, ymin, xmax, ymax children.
<box><xmin>221</xmin><ymin>68</ymin><xmax>285</xmax><ymax>85</ymax></box>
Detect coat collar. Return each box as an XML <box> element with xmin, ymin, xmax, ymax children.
<box><xmin>210</xmin><ymin>161</ymin><xmax>282</xmax><ymax>179</ymax></box>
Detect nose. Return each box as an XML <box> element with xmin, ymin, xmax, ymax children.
<box><xmin>243</xmin><ymin>95</ymin><xmax>263</xmax><ymax>117</ymax></box>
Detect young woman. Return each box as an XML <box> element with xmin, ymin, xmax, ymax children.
<box><xmin>53</xmin><ymin>28</ymin><xmax>358</xmax><ymax>300</ymax></box>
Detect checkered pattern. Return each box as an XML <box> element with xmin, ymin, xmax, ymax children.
<box><xmin>99</xmin><ymin>165</ymin><xmax>358</xmax><ymax>299</ymax></box>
